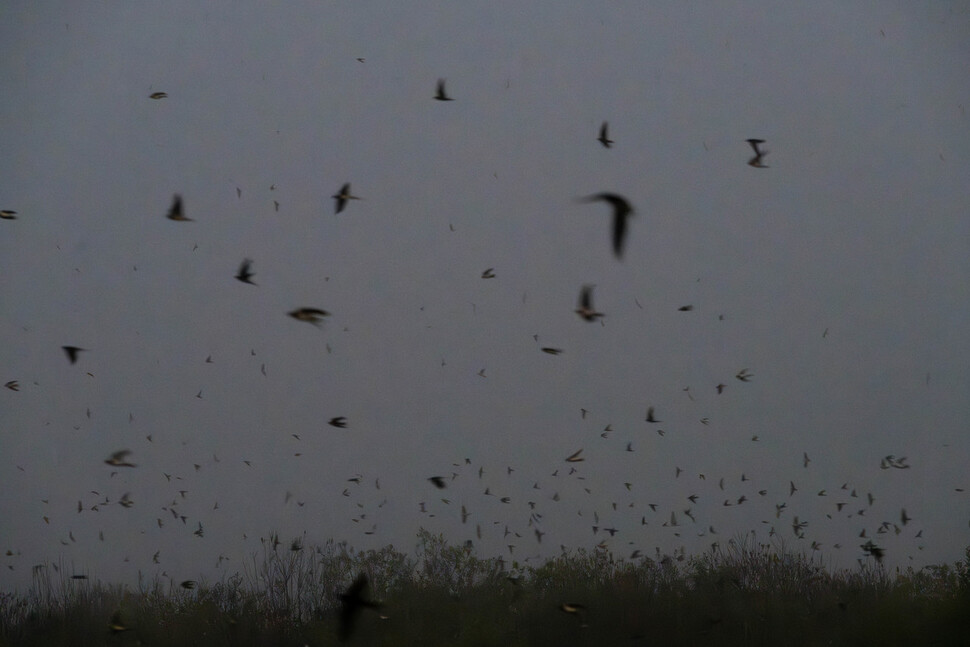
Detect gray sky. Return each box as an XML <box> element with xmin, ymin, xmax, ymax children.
<box><xmin>2</xmin><ymin>2</ymin><xmax>969</xmax><ymax>591</ymax></box>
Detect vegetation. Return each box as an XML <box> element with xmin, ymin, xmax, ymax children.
<box><xmin>2</xmin><ymin>530</ymin><xmax>968</xmax><ymax>646</ymax></box>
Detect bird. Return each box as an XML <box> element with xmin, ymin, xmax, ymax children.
<box><xmin>746</xmin><ymin>139</ymin><xmax>769</xmax><ymax>168</ymax></box>
<box><xmin>5</xmin><ymin>380</ymin><xmax>19</xmax><ymax>391</ymax></box>
<box><xmin>149</xmin><ymin>92</ymin><xmax>167</xmax><ymax>99</ymax></box>
<box><xmin>645</xmin><ymin>407</ymin><xmax>660</xmax><ymax>423</ymax></box>
<box><xmin>579</xmin><ymin>192</ymin><xmax>634</xmax><ymax>258</ymax></box>
<box><xmin>166</xmin><ymin>194</ymin><xmax>191</xmax><ymax>221</ymax></box>
<box><xmin>541</xmin><ymin>347</ymin><xmax>563</xmax><ymax>355</ymax></box>
<box><xmin>332</xmin><ymin>183</ymin><xmax>361</xmax><ymax>214</ymax></box>
<box><xmin>429</xmin><ymin>476</ymin><xmax>446</xmax><ymax>489</ymax></box>
<box><xmin>288</xmin><ymin>308</ymin><xmax>330</xmax><ymax>326</ymax></box>
<box><xmin>597</xmin><ymin>122</ymin><xmax>613</xmax><ymax>148</ymax></box>
<box><xmin>62</xmin><ymin>346</ymin><xmax>86</xmax><ymax>364</ymax></box>
<box><xmin>339</xmin><ymin>573</ymin><xmax>382</xmax><ymax>641</ymax></box>
<box><xmin>575</xmin><ymin>285</ymin><xmax>604</xmax><ymax>321</ymax></box>
<box><xmin>328</xmin><ymin>417</ymin><xmax>348</xmax><ymax>429</ymax></box>
<box><xmin>434</xmin><ymin>79</ymin><xmax>453</xmax><ymax>101</ymax></box>
<box><xmin>481</xmin><ymin>268</ymin><xmax>496</xmax><ymax>279</ymax></box>
<box><xmin>565</xmin><ymin>449</ymin><xmax>584</xmax><ymax>463</ymax></box>
<box><xmin>235</xmin><ymin>259</ymin><xmax>256</xmax><ymax>285</ymax></box>
<box><xmin>0</xmin><ymin>210</ymin><xmax>17</xmax><ymax>219</ymax></box>
<box><xmin>735</xmin><ymin>368</ymin><xmax>753</xmax><ymax>382</ymax></box>
<box><xmin>104</xmin><ymin>450</ymin><xmax>136</xmax><ymax>468</ymax></box>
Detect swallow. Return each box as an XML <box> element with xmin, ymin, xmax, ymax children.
<box><xmin>575</xmin><ymin>285</ymin><xmax>604</xmax><ymax>321</ymax></box>
<box><xmin>4</xmin><ymin>380</ymin><xmax>18</xmax><ymax>391</ymax></box>
<box><xmin>180</xmin><ymin>580</ymin><xmax>197</xmax><ymax>590</ymax></box>
<box><xmin>0</xmin><ymin>210</ymin><xmax>17</xmax><ymax>219</ymax></box>
<box><xmin>165</xmin><ymin>194</ymin><xmax>191</xmax><ymax>221</ymax></box>
<box><xmin>434</xmin><ymin>79</ymin><xmax>453</xmax><ymax>101</ymax></box>
<box><xmin>645</xmin><ymin>407</ymin><xmax>660</xmax><ymax>423</ymax></box>
<box><xmin>62</xmin><ymin>346</ymin><xmax>86</xmax><ymax>364</ymax></box>
<box><xmin>288</xmin><ymin>308</ymin><xmax>330</xmax><ymax>326</ymax></box>
<box><xmin>149</xmin><ymin>92</ymin><xmax>168</xmax><ymax>99</ymax></box>
<box><xmin>860</xmin><ymin>540</ymin><xmax>885</xmax><ymax>563</ymax></box>
<box><xmin>339</xmin><ymin>573</ymin><xmax>382</xmax><ymax>641</ymax></box>
<box><xmin>329</xmin><ymin>416</ymin><xmax>348</xmax><ymax>428</ymax></box>
<box><xmin>105</xmin><ymin>450</ymin><xmax>136</xmax><ymax>468</ymax></box>
<box><xmin>597</xmin><ymin>122</ymin><xmax>613</xmax><ymax>148</ymax></box>
<box><xmin>332</xmin><ymin>183</ymin><xmax>361</xmax><ymax>214</ymax></box>
<box><xmin>541</xmin><ymin>347</ymin><xmax>563</xmax><ymax>355</ymax></box>
<box><xmin>746</xmin><ymin>139</ymin><xmax>769</xmax><ymax>168</ymax></box>
<box><xmin>429</xmin><ymin>476</ymin><xmax>446</xmax><ymax>489</ymax></box>
<box><xmin>579</xmin><ymin>192</ymin><xmax>634</xmax><ymax>258</ymax></box>
<box><xmin>565</xmin><ymin>449</ymin><xmax>584</xmax><ymax>463</ymax></box>
<box><xmin>735</xmin><ymin>368</ymin><xmax>753</xmax><ymax>382</ymax></box>
<box><xmin>481</xmin><ymin>268</ymin><xmax>495</xmax><ymax>279</ymax></box>
<box><xmin>235</xmin><ymin>259</ymin><xmax>256</xmax><ymax>285</ymax></box>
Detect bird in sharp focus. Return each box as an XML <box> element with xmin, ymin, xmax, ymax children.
<box><xmin>579</xmin><ymin>192</ymin><xmax>634</xmax><ymax>258</ymax></box>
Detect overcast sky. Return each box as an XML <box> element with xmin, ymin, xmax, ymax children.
<box><xmin>2</xmin><ymin>2</ymin><xmax>969</xmax><ymax>592</ymax></box>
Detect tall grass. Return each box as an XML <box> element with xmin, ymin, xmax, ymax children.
<box><xmin>1</xmin><ymin>530</ymin><xmax>967</xmax><ymax>646</ymax></box>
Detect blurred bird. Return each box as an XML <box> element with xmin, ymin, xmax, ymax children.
<box><xmin>166</xmin><ymin>194</ymin><xmax>191</xmax><ymax>221</ymax></box>
<box><xmin>428</xmin><ymin>476</ymin><xmax>446</xmax><ymax>489</ymax></box>
<box><xmin>645</xmin><ymin>407</ymin><xmax>660</xmax><ymax>423</ymax></box>
<box><xmin>0</xmin><ymin>210</ymin><xmax>17</xmax><ymax>219</ymax></box>
<box><xmin>289</xmin><ymin>308</ymin><xmax>330</xmax><ymax>326</ymax></box>
<box><xmin>575</xmin><ymin>285</ymin><xmax>604</xmax><ymax>321</ymax></box>
<box><xmin>481</xmin><ymin>268</ymin><xmax>495</xmax><ymax>279</ymax></box>
<box><xmin>541</xmin><ymin>347</ymin><xmax>563</xmax><ymax>355</ymax></box>
<box><xmin>434</xmin><ymin>79</ymin><xmax>453</xmax><ymax>101</ymax></box>
<box><xmin>105</xmin><ymin>450</ymin><xmax>136</xmax><ymax>468</ymax></box>
<box><xmin>565</xmin><ymin>449</ymin><xmax>585</xmax><ymax>463</ymax></box>
<box><xmin>149</xmin><ymin>92</ymin><xmax>167</xmax><ymax>99</ymax></box>
<box><xmin>597</xmin><ymin>122</ymin><xmax>613</xmax><ymax>148</ymax></box>
<box><xmin>735</xmin><ymin>368</ymin><xmax>753</xmax><ymax>382</ymax></box>
<box><xmin>329</xmin><ymin>416</ymin><xmax>348</xmax><ymax>428</ymax></box>
<box><xmin>235</xmin><ymin>259</ymin><xmax>256</xmax><ymax>285</ymax></box>
<box><xmin>4</xmin><ymin>380</ymin><xmax>19</xmax><ymax>391</ymax></box>
<box><xmin>62</xmin><ymin>346</ymin><xmax>85</xmax><ymax>364</ymax></box>
<box><xmin>579</xmin><ymin>192</ymin><xmax>634</xmax><ymax>258</ymax></box>
<box><xmin>339</xmin><ymin>573</ymin><xmax>382</xmax><ymax>641</ymax></box>
<box><xmin>332</xmin><ymin>183</ymin><xmax>361</xmax><ymax>214</ymax></box>
<box><xmin>746</xmin><ymin>139</ymin><xmax>769</xmax><ymax>167</ymax></box>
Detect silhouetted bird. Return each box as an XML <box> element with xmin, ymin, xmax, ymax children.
<box><xmin>579</xmin><ymin>192</ymin><xmax>634</xmax><ymax>258</ymax></box>
<box><xmin>0</xmin><ymin>210</ymin><xmax>17</xmax><ymax>219</ymax></box>
<box><xmin>235</xmin><ymin>259</ymin><xmax>256</xmax><ymax>285</ymax></box>
<box><xmin>329</xmin><ymin>417</ymin><xmax>348</xmax><ymax>428</ymax></box>
<box><xmin>481</xmin><ymin>268</ymin><xmax>495</xmax><ymax>279</ymax></box>
<box><xmin>575</xmin><ymin>285</ymin><xmax>604</xmax><ymax>321</ymax></box>
<box><xmin>288</xmin><ymin>308</ymin><xmax>330</xmax><ymax>326</ymax></box>
<box><xmin>332</xmin><ymin>183</ymin><xmax>361</xmax><ymax>214</ymax></box>
<box><xmin>166</xmin><ymin>194</ymin><xmax>191</xmax><ymax>221</ymax></box>
<box><xmin>62</xmin><ymin>346</ymin><xmax>85</xmax><ymax>364</ymax></box>
<box><xmin>429</xmin><ymin>476</ymin><xmax>446</xmax><ymax>489</ymax></box>
<box><xmin>105</xmin><ymin>450</ymin><xmax>137</xmax><ymax>468</ymax></box>
<box><xmin>597</xmin><ymin>122</ymin><xmax>613</xmax><ymax>148</ymax></box>
<box><xmin>746</xmin><ymin>139</ymin><xmax>768</xmax><ymax>168</ymax></box>
<box><xmin>434</xmin><ymin>79</ymin><xmax>453</xmax><ymax>101</ymax></box>
<box><xmin>339</xmin><ymin>573</ymin><xmax>381</xmax><ymax>641</ymax></box>
<box><xmin>149</xmin><ymin>92</ymin><xmax>167</xmax><ymax>99</ymax></box>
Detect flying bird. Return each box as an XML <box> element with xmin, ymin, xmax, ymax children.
<box><xmin>235</xmin><ymin>259</ymin><xmax>256</xmax><ymax>285</ymax></box>
<box><xmin>735</xmin><ymin>368</ymin><xmax>753</xmax><ymax>382</ymax></box>
<box><xmin>104</xmin><ymin>450</ymin><xmax>136</xmax><ymax>468</ymax></box>
<box><xmin>579</xmin><ymin>192</ymin><xmax>634</xmax><ymax>258</ymax></box>
<box><xmin>746</xmin><ymin>139</ymin><xmax>769</xmax><ymax>168</ymax></box>
<box><xmin>434</xmin><ymin>78</ymin><xmax>453</xmax><ymax>101</ymax></box>
<box><xmin>597</xmin><ymin>122</ymin><xmax>613</xmax><ymax>148</ymax></box>
<box><xmin>288</xmin><ymin>308</ymin><xmax>330</xmax><ymax>326</ymax></box>
<box><xmin>332</xmin><ymin>183</ymin><xmax>361</xmax><ymax>214</ymax></box>
<box><xmin>4</xmin><ymin>380</ymin><xmax>19</xmax><ymax>391</ymax></box>
<box><xmin>62</xmin><ymin>346</ymin><xmax>85</xmax><ymax>364</ymax></box>
<box><xmin>481</xmin><ymin>268</ymin><xmax>495</xmax><ymax>279</ymax></box>
<box><xmin>429</xmin><ymin>476</ymin><xmax>446</xmax><ymax>489</ymax></box>
<box><xmin>0</xmin><ymin>210</ymin><xmax>17</xmax><ymax>219</ymax></box>
<box><xmin>149</xmin><ymin>92</ymin><xmax>167</xmax><ymax>99</ymax></box>
<box><xmin>541</xmin><ymin>347</ymin><xmax>563</xmax><ymax>355</ymax></box>
<box><xmin>565</xmin><ymin>449</ymin><xmax>585</xmax><ymax>463</ymax></box>
<box><xmin>339</xmin><ymin>573</ymin><xmax>382</xmax><ymax>641</ymax></box>
<box><xmin>329</xmin><ymin>417</ymin><xmax>348</xmax><ymax>428</ymax></box>
<box><xmin>575</xmin><ymin>285</ymin><xmax>604</xmax><ymax>321</ymax></box>
<box><xmin>645</xmin><ymin>407</ymin><xmax>660</xmax><ymax>423</ymax></box>
<box><xmin>166</xmin><ymin>194</ymin><xmax>191</xmax><ymax>221</ymax></box>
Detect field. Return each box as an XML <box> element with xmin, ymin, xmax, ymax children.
<box><xmin>2</xmin><ymin>530</ymin><xmax>968</xmax><ymax>646</ymax></box>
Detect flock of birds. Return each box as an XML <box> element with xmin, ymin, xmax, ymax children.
<box><xmin>2</xmin><ymin>75</ymin><xmax>944</xmax><ymax>642</ymax></box>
